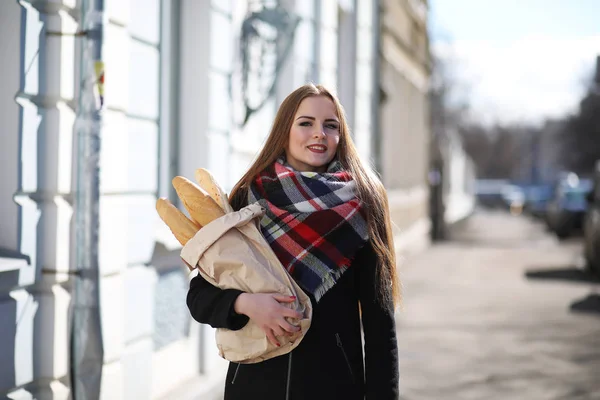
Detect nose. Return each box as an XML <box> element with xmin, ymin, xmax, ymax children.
<box><xmin>313</xmin><ymin>125</ymin><xmax>326</xmax><ymax>138</ymax></box>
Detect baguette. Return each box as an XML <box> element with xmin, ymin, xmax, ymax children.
<box><xmin>194</xmin><ymin>168</ymin><xmax>230</xmax><ymax>211</ymax></box>
<box><xmin>155</xmin><ymin>197</ymin><xmax>200</xmax><ymax>246</ymax></box>
<box><xmin>172</xmin><ymin>176</ymin><xmax>226</xmax><ymax>226</ymax></box>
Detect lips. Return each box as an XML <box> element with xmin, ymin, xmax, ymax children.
<box><xmin>307</xmin><ymin>144</ymin><xmax>327</xmax><ymax>153</ymax></box>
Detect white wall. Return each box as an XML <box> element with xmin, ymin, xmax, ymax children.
<box><xmin>0</xmin><ymin>1</ymin><xmax>77</xmax><ymax>399</ymax></box>
<box><xmin>354</xmin><ymin>0</ymin><xmax>375</xmax><ymax>164</ymax></box>
<box><xmin>0</xmin><ymin>1</ymin><xmax>21</xmax><ymax>252</ymax></box>
<box><xmin>99</xmin><ymin>0</ymin><xmax>232</xmax><ymax>399</ymax></box>
<box><xmin>0</xmin><ymin>0</ymin><xmax>382</xmax><ymax>399</ymax></box>
<box><xmin>276</xmin><ymin>0</ymin><xmax>317</xmax><ymax>107</ymax></box>
<box><xmin>153</xmin><ymin>1</ymin><xmax>236</xmax><ymax>398</ymax></box>
<box><xmin>444</xmin><ymin>131</ymin><xmax>476</xmax><ymax>224</ymax></box>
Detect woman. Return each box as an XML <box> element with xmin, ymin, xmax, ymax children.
<box><xmin>186</xmin><ymin>83</ymin><xmax>400</xmax><ymax>399</ymax></box>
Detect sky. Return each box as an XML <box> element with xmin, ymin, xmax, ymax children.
<box><xmin>428</xmin><ymin>0</ymin><xmax>600</xmax><ymax>125</ymax></box>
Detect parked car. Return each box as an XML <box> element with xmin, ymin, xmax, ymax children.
<box><xmin>583</xmin><ymin>161</ymin><xmax>600</xmax><ymax>275</ymax></box>
<box><xmin>522</xmin><ymin>183</ymin><xmax>554</xmax><ymax>220</ymax></box>
<box><xmin>545</xmin><ymin>173</ymin><xmax>593</xmax><ymax>239</ymax></box>
<box><xmin>475</xmin><ymin>179</ymin><xmax>510</xmax><ymax>208</ymax></box>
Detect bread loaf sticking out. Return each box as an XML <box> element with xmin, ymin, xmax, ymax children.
<box><xmin>172</xmin><ymin>176</ymin><xmax>226</xmax><ymax>226</ymax></box>
<box><xmin>155</xmin><ymin>197</ymin><xmax>200</xmax><ymax>245</ymax></box>
<box><xmin>194</xmin><ymin>168</ymin><xmax>231</xmax><ymax>212</ymax></box>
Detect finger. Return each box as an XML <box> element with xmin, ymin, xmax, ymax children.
<box><xmin>282</xmin><ymin>307</ymin><xmax>304</xmax><ymax>320</ymax></box>
<box><xmin>272</xmin><ymin>326</ymin><xmax>286</xmax><ymax>337</ymax></box>
<box><xmin>266</xmin><ymin>330</ymin><xmax>280</xmax><ymax>347</ymax></box>
<box><xmin>280</xmin><ymin>320</ymin><xmax>301</xmax><ymax>334</ymax></box>
<box><xmin>272</xmin><ymin>294</ymin><xmax>297</xmax><ymax>303</ymax></box>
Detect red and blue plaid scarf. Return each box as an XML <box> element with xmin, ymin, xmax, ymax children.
<box><xmin>249</xmin><ymin>158</ymin><xmax>369</xmax><ymax>302</ymax></box>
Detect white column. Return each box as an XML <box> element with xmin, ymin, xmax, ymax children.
<box><xmin>178</xmin><ymin>0</ymin><xmax>211</xmax><ymax>183</ymax></box>
<box><xmin>0</xmin><ymin>0</ymin><xmax>78</xmax><ymax>399</ymax></box>
<box><xmin>336</xmin><ymin>1</ymin><xmax>356</xmax><ymax>132</ymax></box>
<box><xmin>354</xmin><ymin>0</ymin><xmax>375</xmax><ymax>163</ymax></box>
<box><xmin>30</xmin><ymin>0</ymin><xmax>76</xmax><ymax>396</ymax></box>
<box><xmin>318</xmin><ymin>1</ymin><xmax>339</xmax><ymax>90</ymax></box>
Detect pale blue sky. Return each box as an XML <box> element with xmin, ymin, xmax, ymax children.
<box><xmin>430</xmin><ymin>0</ymin><xmax>600</xmax><ymax>44</ymax></box>
<box><xmin>428</xmin><ymin>0</ymin><xmax>600</xmax><ymax>124</ymax></box>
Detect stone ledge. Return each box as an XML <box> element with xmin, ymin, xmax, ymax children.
<box><xmin>0</xmin><ymin>257</ymin><xmax>28</xmax><ymax>273</ymax></box>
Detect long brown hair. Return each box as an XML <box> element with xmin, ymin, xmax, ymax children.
<box><xmin>230</xmin><ymin>83</ymin><xmax>401</xmax><ymax>308</ymax></box>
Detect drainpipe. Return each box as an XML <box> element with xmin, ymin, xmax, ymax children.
<box><xmin>71</xmin><ymin>0</ymin><xmax>104</xmax><ymax>398</ymax></box>
<box><xmin>371</xmin><ymin>0</ymin><xmax>382</xmax><ymax>174</ymax></box>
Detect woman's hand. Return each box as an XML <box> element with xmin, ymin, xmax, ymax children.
<box><xmin>234</xmin><ymin>293</ymin><xmax>303</xmax><ymax>347</ymax></box>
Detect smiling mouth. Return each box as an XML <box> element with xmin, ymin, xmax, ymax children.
<box><xmin>307</xmin><ymin>145</ymin><xmax>327</xmax><ymax>153</ymax></box>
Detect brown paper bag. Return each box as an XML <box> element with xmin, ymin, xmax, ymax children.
<box><xmin>180</xmin><ymin>203</ymin><xmax>313</xmax><ymax>364</ymax></box>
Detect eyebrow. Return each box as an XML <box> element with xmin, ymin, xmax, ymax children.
<box><xmin>295</xmin><ymin>116</ymin><xmax>339</xmax><ymax>122</ymax></box>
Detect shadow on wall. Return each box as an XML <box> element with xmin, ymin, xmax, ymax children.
<box><xmin>149</xmin><ymin>241</ymin><xmax>194</xmax><ymax>350</ymax></box>
<box><xmin>0</xmin><ymin>298</ymin><xmax>17</xmax><ymax>394</ymax></box>
<box><xmin>525</xmin><ymin>266</ymin><xmax>600</xmax><ymax>317</ymax></box>
<box><xmin>0</xmin><ymin>258</ymin><xmax>67</xmax><ymax>398</ymax></box>
<box><xmin>0</xmin><ymin>255</ymin><xmax>28</xmax><ymax>394</ymax></box>
<box><xmin>0</xmin><ymin>283</ymin><xmax>44</xmax><ymax>397</ymax></box>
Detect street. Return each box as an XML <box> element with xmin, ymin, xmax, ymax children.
<box><xmin>397</xmin><ymin>210</ymin><xmax>600</xmax><ymax>400</ymax></box>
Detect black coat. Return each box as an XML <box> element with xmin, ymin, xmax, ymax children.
<box><xmin>186</xmin><ymin>191</ymin><xmax>399</xmax><ymax>399</ymax></box>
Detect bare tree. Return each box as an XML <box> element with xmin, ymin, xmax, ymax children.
<box><xmin>561</xmin><ymin>73</ymin><xmax>600</xmax><ymax>176</ymax></box>
<box><xmin>430</xmin><ymin>52</ymin><xmax>527</xmax><ymax>180</ymax></box>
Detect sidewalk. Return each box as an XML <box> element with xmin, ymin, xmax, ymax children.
<box><xmin>160</xmin><ymin>372</ymin><xmax>225</xmax><ymax>400</ymax></box>
<box><xmin>396</xmin><ymin>210</ymin><xmax>600</xmax><ymax>400</ymax></box>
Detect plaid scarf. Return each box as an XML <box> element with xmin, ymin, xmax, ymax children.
<box><xmin>248</xmin><ymin>158</ymin><xmax>369</xmax><ymax>302</ymax></box>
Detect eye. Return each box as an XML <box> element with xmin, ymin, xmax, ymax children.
<box><xmin>299</xmin><ymin>121</ymin><xmax>312</xmax><ymax>127</ymax></box>
<box><xmin>325</xmin><ymin>123</ymin><xmax>339</xmax><ymax>130</ymax></box>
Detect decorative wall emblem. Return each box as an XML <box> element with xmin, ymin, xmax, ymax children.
<box><xmin>232</xmin><ymin>1</ymin><xmax>299</xmax><ymax>126</ymax></box>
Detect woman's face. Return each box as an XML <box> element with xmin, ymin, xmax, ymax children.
<box><xmin>285</xmin><ymin>96</ymin><xmax>340</xmax><ymax>173</ymax></box>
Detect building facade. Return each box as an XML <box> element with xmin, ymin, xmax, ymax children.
<box><xmin>379</xmin><ymin>0</ymin><xmax>433</xmax><ymax>254</ymax></box>
<box><xmin>0</xmin><ymin>0</ymin><xmax>432</xmax><ymax>399</ymax></box>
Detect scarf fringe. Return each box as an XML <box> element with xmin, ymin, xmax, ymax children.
<box><xmin>312</xmin><ymin>265</ymin><xmax>348</xmax><ymax>302</ymax></box>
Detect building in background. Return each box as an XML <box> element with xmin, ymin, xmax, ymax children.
<box><xmin>378</xmin><ymin>0</ymin><xmax>434</xmax><ymax>252</ymax></box>
<box><xmin>0</xmin><ymin>0</ymin><xmax>434</xmax><ymax>399</ymax></box>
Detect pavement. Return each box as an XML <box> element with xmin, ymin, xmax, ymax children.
<box><xmin>396</xmin><ymin>209</ymin><xmax>600</xmax><ymax>400</ymax></box>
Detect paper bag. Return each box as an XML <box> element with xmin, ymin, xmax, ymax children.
<box><xmin>181</xmin><ymin>203</ymin><xmax>313</xmax><ymax>364</ymax></box>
